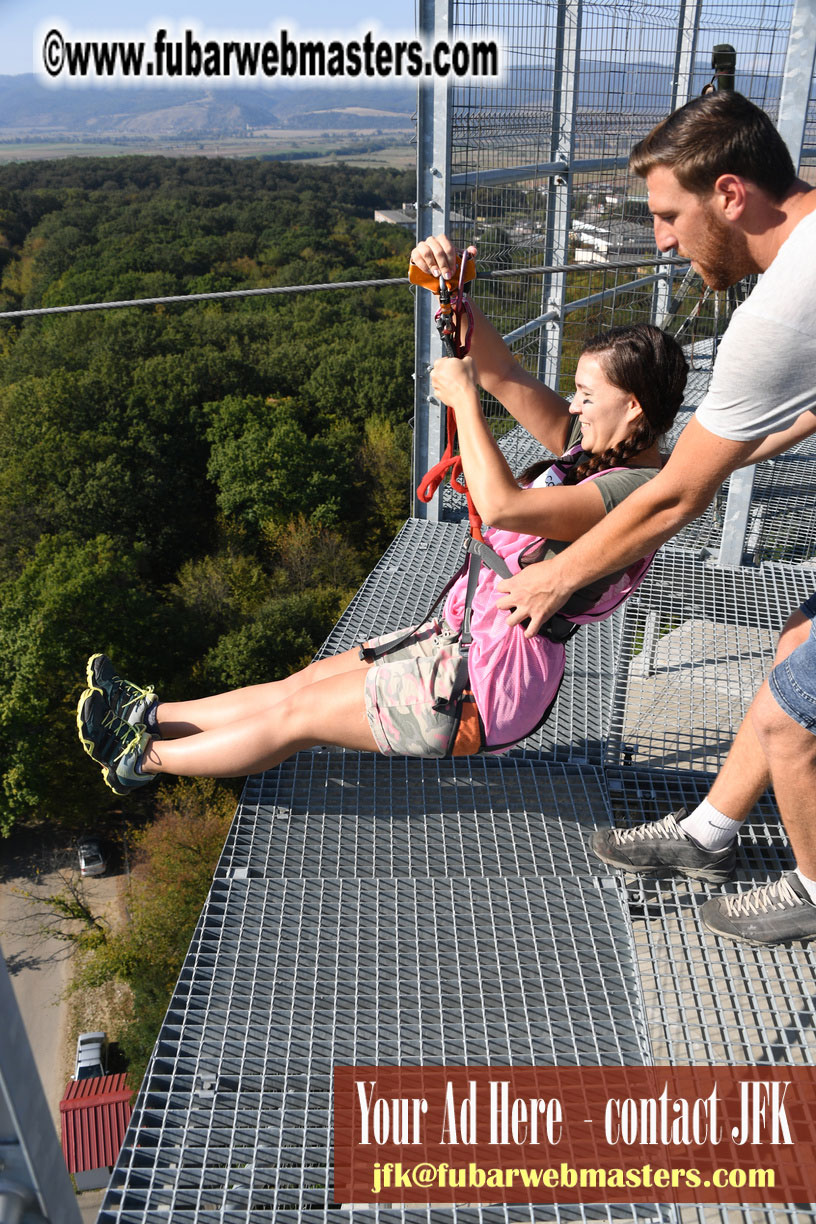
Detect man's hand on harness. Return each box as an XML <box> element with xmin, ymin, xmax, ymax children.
<box><xmin>495</xmin><ymin>557</ymin><xmax>576</xmax><ymax>639</ymax></box>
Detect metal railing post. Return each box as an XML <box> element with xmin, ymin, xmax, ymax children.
<box><xmin>670</xmin><ymin>0</ymin><xmax>703</xmax><ymax>109</ymax></box>
<box><xmin>651</xmin><ymin>1</ymin><xmax>702</xmax><ymax>326</ymax></box>
<box><xmin>537</xmin><ymin>0</ymin><xmax>581</xmax><ymax>389</ymax></box>
<box><xmin>718</xmin><ymin>0</ymin><xmax>816</xmax><ymax>567</ymax></box>
<box><xmin>777</xmin><ymin>0</ymin><xmax>816</xmax><ymax>161</ymax></box>
<box><xmin>412</xmin><ymin>0</ymin><xmax>453</xmax><ymax>519</ymax></box>
<box><xmin>0</xmin><ymin>955</ymin><xmax>82</xmax><ymax>1224</ymax></box>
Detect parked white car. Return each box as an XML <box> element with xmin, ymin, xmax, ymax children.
<box><xmin>73</xmin><ymin>1031</ymin><xmax>107</xmax><ymax>1080</ymax></box>
<box><xmin>77</xmin><ymin>836</ymin><xmax>106</xmax><ymax>878</ymax></box>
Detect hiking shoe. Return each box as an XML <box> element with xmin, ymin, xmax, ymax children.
<box><xmin>700</xmin><ymin>873</ymin><xmax>816</xmax><ymax>946</ymax></box>
<box><xmin>590</xmin><ymin>808</ymin><xmax>736</xmax><ymax>883</ymax></box>
<box><xmin>76</xmin><ymin>687</ymin><xmax>154</xmax><ymax>796</ymax></box>
<box><xmin>86</xmin><ymin>653</ymin><xmax>158</xmax><ymax>727</ymax></box>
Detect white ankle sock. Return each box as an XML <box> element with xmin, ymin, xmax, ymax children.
<box><xmin>794</xmin><ymin>869</ymin><xmax>816</xmax><ymax>905</ymax></box>
<box><xmin>679</xmin><ymin>799</ymin><xmax>743</xmax><ymax>851</ymax></box>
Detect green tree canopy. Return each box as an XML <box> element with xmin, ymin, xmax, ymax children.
<box><xmin>0</xmin><ymin>155</ymin><xmax>416</xmax><ymax>835</ymax></box>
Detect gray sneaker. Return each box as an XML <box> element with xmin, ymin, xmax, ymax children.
<box><xmin>590</xmin><ymin>808</ymin><xmax>737</xmax><ymax>883</ymax></box>
<box><xmin>86</xmin><ymin>653</ymin><xmax>158</xmax><ymax>727</ymax></box>
<box><xmin>700</xmin><ymin>873</ymin><xmax>816</xmax><ymax>946</ymax></box>
<box><xmin>76</xmin><ymin>687</ymin><xmax>154</xmax><ymax>797</ymax></box>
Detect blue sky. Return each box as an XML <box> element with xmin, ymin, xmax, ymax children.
<box><xmin>1</xmin><ymin>1</ymin><xmax>418</xmax><ymax>77</ymax></box>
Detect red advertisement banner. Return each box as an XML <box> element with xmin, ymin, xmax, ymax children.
<box><xmin>334</xmin><ymin>1065</ymin><xmax>816</xmax><ymax>1204</ymax></box>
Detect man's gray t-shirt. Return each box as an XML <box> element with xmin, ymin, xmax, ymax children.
<box><xmin>695</xmin><ymin>207</ymin><xmax>816</xmax><ymax>441</ymax></box>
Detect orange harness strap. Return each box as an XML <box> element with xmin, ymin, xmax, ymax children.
<box><xmin>416</xmin><ymin>404</ymin><xmax>484</xmax><ymax>543</ymax></box>
<box><xmin>413</xmin><ymin>250</ymin><xmax>487</xmax><ymax>756</ymax></box>
<box><xmin>450</xmin><ymin>695</ymin><xmax>484</xmax><ymax>756</ymax></box>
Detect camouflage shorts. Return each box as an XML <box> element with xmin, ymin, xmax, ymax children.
<box><xmin>362</xmin><ymin>619</ymin><xmax>469</xmax><ymax>757</ymax></box>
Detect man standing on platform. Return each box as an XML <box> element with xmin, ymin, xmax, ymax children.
<box><xmin>494</xmin><ymin>91</ymin><xmax>816</xmax><ymax>946</ymax></box>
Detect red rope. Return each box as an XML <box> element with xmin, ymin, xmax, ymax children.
<box><xmin>416</xmin><ymin>253</ymin><xmax>483</xmax><ymax>542</ymax></box>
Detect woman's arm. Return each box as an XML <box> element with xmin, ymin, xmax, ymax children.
<box><xmin>430</xmin><ymin>356</ymin><xmax>607</xmax><ymax>539</ymax></box>
<box><xmin>412</xmin><ymin>235</ymin><xmax>572</xmax><ymax>455</ymax></box>
<box><xmin>467</xmin><ymin>303</ymin><xmax>574</xmax><ymax>455</ymax></box>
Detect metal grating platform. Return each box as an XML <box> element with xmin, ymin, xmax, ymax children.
<box><xmin>100</xmin><ymin>874</ymin><xmax>657</xmax><ymax>1223</ymax></box>
<box><xmin>606</xmin><ymin>550</ymin><xmax>816</xmax><ymax>774</ymax></box>
<box><xmin>99</xmin><ymin>524</ymin><xmax>816</xmax><ymax>1224</ymax></box>
<box><xmin>215</xmin><ymin>757</ymin><xmax>612</xmax><ymax>881</ymax></box>
<box><xmin>594</xmin><ymin>769</ymin><xmax>816</xmax><ymax>1067</ymax></box>
<box><xmin>319</xmin><ymin>519</ymin><xmax>468</xmax><ymax>654</ymax></box>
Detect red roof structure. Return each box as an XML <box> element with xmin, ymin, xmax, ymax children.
<box><xmin>60</xmin><ymin>1073</ymin><xmax>133</xmax><ymax>1175</ymax></box>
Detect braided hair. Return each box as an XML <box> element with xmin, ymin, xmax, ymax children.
<box><xmin>522</xmin><ymin>323</ymin><xmax>688</xmax><ymax>486</ymax></box>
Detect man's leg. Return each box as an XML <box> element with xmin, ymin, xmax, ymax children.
<box><xmin>590</xmin><ymin>608</ymin><xmax>811</xmax><ymax>882</ymax></box>
<box><xmin>750</xmin><ymin>681</ymin><xmax>816</xmax><ymax>878</ymax></box>
<box><xmin>700</xmin><ymin>599</ymin><xmax>816</xmax><ymax>945</ymax></box>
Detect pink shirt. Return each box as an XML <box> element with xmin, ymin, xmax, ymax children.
<box><xmin>441</xmin><ymin>450</ymin><xmax>655</xmax><ymax>750</ymax></box>
<box><xmin>443</xmin><ymin>523</ymin><xmax>564</xmax><ymax>750</ymax></box>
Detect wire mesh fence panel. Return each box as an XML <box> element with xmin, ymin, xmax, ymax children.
<box><xmin>605</xmin><ymin>549</ymin><xmax>815</xmax><ymax>774</ymax></box>
<box><xmin>442</xmin><ymin>0</ymin><xmax>804</xmax><ymax>485</ymax></box>
<box><xmin>672</xmin><ymin>433</ymin><xmax>816</xmax><ymax>565</ymax></box>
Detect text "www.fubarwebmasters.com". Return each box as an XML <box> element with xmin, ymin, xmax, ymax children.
<box><xmin>40</xmin><ymin>26</ymin><xmax>502</xmax><ymax>83</ymax></box>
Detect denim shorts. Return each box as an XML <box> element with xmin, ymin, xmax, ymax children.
<box><xmin>361</xmin><ymin>618</ymin><xmax>467</xmax><ymax>757</ymax></box>
<box><xmin>768</xmin><ymin>591</ymin><xmax>816</xmax><ymax>734</ymax></box>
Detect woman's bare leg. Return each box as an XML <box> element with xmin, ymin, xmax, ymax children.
<box><xmin>155</xmin><ymin>648</ymin><xmax>370</xmax><ymax>738</ymax></box>
<box><xmin>143</xmin><ymin>666</ymin><xmax>378</xmax><ymax>778</ymax></box>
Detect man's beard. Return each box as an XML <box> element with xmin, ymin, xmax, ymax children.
<box><xmin>689</xmin><ymin>209</ymin><xmax>755</xmax><ymax>290</ymax></box>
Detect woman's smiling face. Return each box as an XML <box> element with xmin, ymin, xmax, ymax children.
<box><xmin>569</xmin><ymin>352</ymin><xmax>644</xmax><ymax>455</ymax></box>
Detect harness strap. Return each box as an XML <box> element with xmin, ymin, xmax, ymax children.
<box><xmin>358</xmin><ymin>563</ymin><xmax>466</xmax><ymax>664</ymax></box>
<box><xmin>538</xmin><ymin>612</ymin><xmax>581</xmax><ymax>644</ymax></box>
<box><xmin>460</xmin><ymin>535</ymin><xmax>512</xmax><ymax>649</ymax></box>
<box><xmin>458</xmin><ymin>550</ymin><xmax>482</xmax><ymax>651</ymax></box>
<box><xmin>415</xmin><ymin>252</ymin><xmax>484</xmax><ymax>542</ymax></box>
<box><xmin>464</xmin><ymin>534</ymin><xmax>513</xmax><ymax>579</ymax></box>
<box><xmin>358</xmin><ymin>524</ymin><xmax>512</xmax><ymax>661</ymax></box>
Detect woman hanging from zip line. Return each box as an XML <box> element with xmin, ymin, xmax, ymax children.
<box><xmin>76</xmin><ymin>233</ymin><xmax>687</xmax><ymax>795</ymax></box>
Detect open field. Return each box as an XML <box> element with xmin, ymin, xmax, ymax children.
<box><xmin>0</xmin><ymin>130</ymin><xmax>415</xmax><ymax>166</ymax></box>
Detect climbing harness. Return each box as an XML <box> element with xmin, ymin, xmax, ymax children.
<box><xmin>364</xmin><ymin>251</ymin><xmax>657</xmax><ymax>757</ymax></box>
<box><xmin>365</xmin><ymin>443</ymin><xmax>657</xmax><ymax>758</ymax></box>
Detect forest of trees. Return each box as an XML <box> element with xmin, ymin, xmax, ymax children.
<box><xmin>0</xmin><ymin>156</ymin><xmax>417</xmax><ymax>840</ymax></box>
<box><xmin>0</xmin><ymin>157</ymin><xmax>419</xmax><ymax>1075</ymax></box>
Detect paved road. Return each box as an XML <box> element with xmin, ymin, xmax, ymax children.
<box><xmin>0</xmin><ymin>835</ymin><xmax>77</xmax><ymax>1127</ymax></box>
<box><xmin>0</xmin><ymin>833</ymin><xmax>121</xmax><ymax>1118</ymax></box>
<box><xmin>1</xmin><ymin>832</ymin><xmax>123</xmax><ymax>1220</ymax></box>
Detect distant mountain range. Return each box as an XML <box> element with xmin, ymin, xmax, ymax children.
<box><xmin>0</xmin><ymin>63</ymin><xmax>779</xmax><ymax>140</ymax></box>
<box><xmin>0</xmin><ymin>75</ymin><xmax>416</xmax><ymax>138</ymax></box>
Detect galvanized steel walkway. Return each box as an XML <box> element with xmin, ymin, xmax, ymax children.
<box><xmin>100</xmin><ymin>478</ymin><xmax>816</xmax><ymax>1222</ymax></box>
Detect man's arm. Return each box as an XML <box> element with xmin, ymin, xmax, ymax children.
<box><xmin>736</xmin><ymin>409</ymin><xmax>816</xmax><ymax>465</ymax></box>
<box><xmin>495</xmin><ymin>417</ymin><xmax>759</xmax><ymax>636</ymax></box>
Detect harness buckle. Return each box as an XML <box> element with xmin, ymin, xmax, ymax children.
<box><xmin>538</xmin><ymin>613</ymin><xmax>580</xmax><ymax>644</ymax></box>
